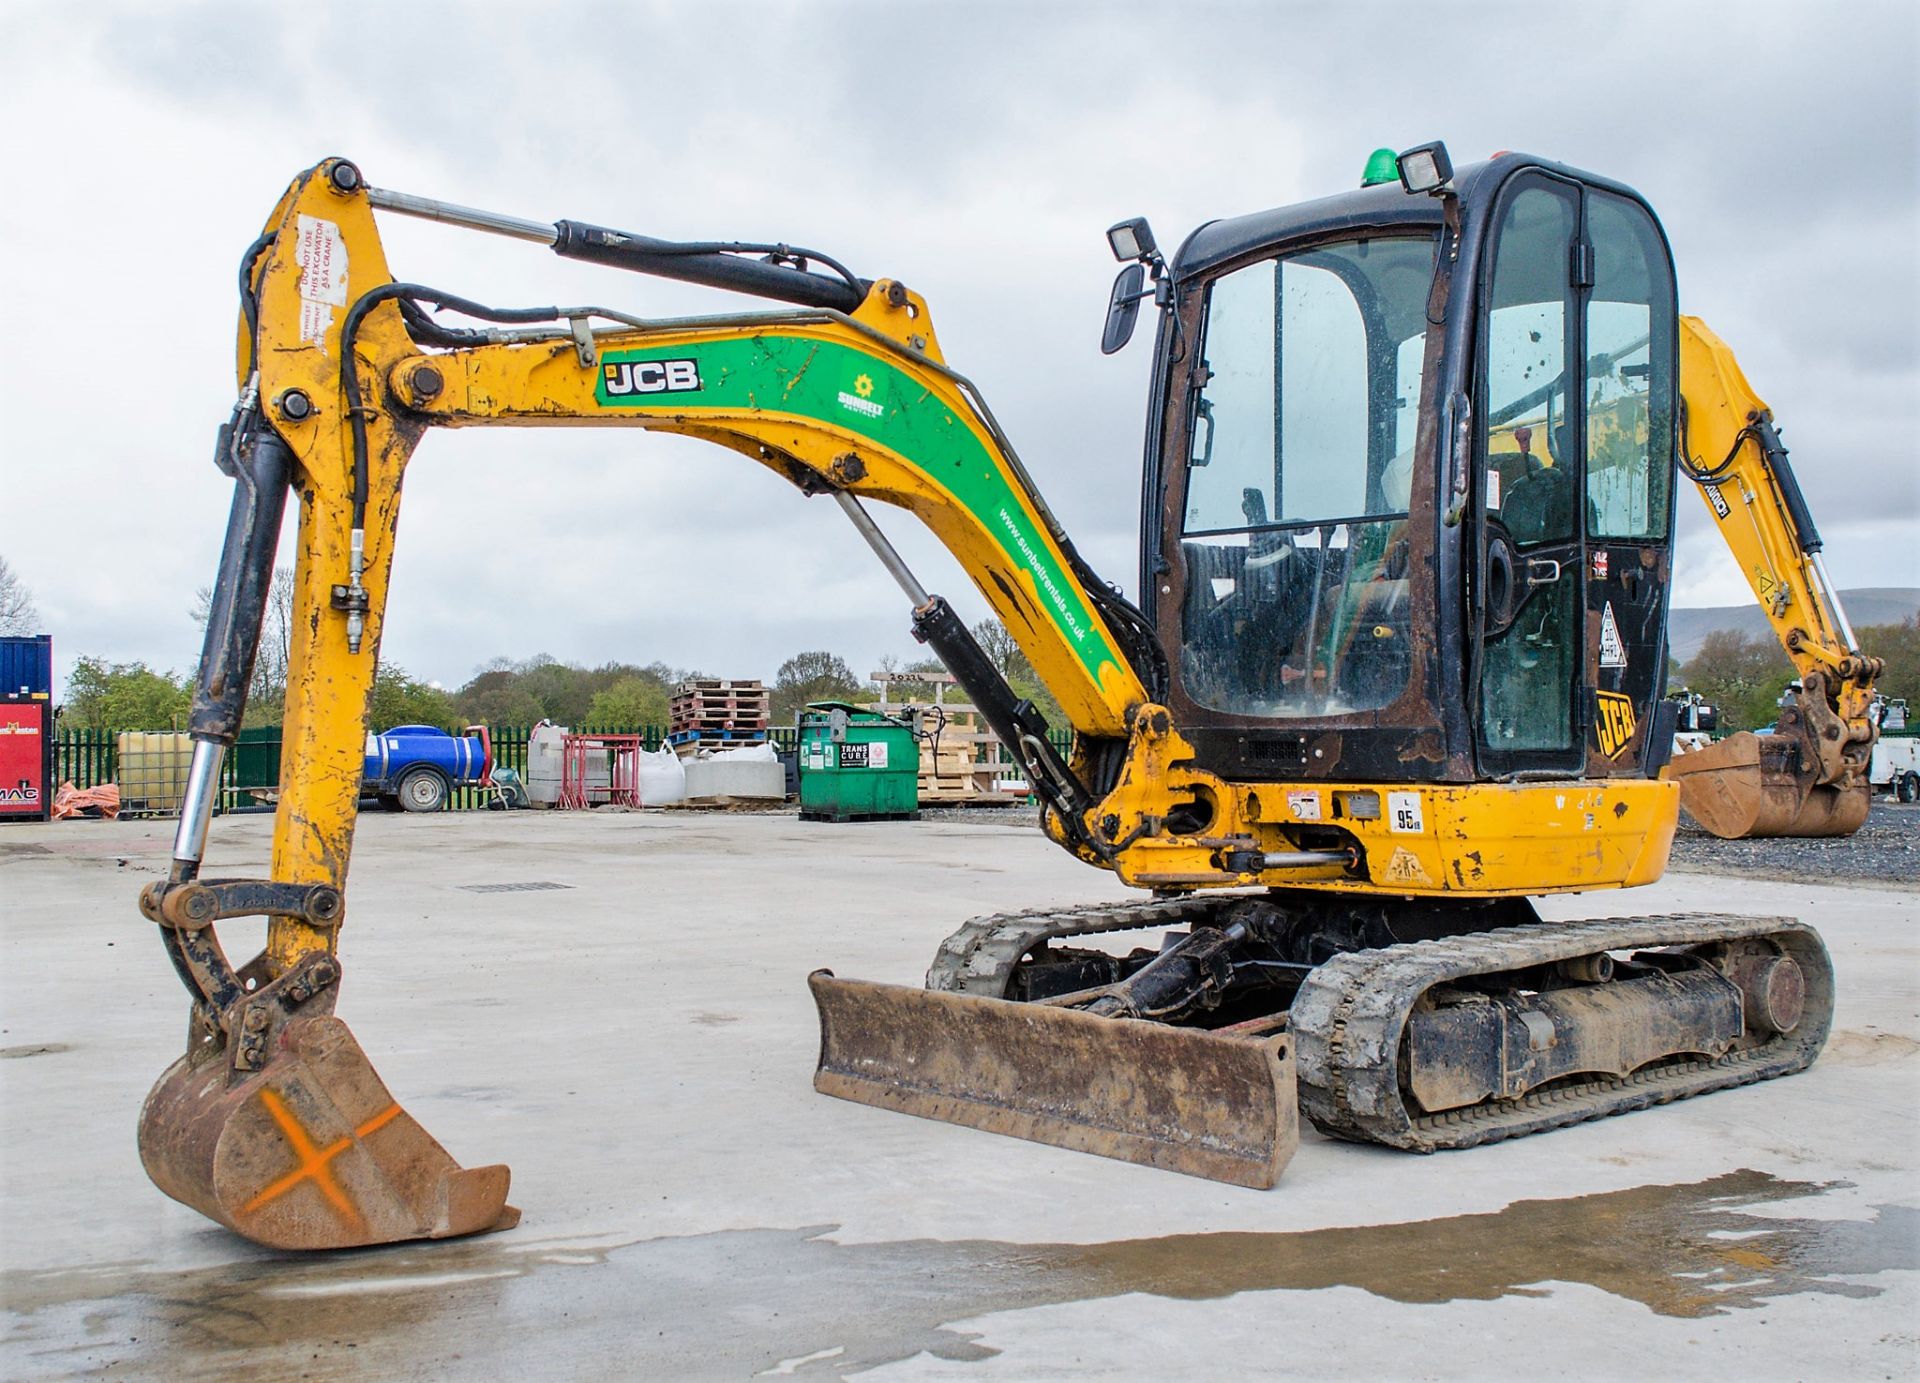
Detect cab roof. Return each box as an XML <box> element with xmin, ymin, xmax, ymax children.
<box><xmin>1174</xmin><ymin>178</ymin><xmax>1445</xmax><ymax>282</ymax></box>
<box><xmin>1171</xmin><ymin>154</ymin><xmax>1632</xmax><ymax>282</ymax></box>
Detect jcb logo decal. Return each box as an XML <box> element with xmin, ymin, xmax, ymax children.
<box><xmin>1594</xmin><ymin>691</ymin><xmax>1638</xmax><ymax>759</ymax></box>
<box><xmin>602</xmin><ymin>358</ymin><xmax>701</xmax><ymax>397</ymax></box>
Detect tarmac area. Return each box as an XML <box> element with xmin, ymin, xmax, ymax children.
<box><xmin>2</xmin><ymin>807</ymin><xmax>1917</xmax><ymax>1380</ymax></box>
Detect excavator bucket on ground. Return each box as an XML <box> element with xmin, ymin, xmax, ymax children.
<box><xmin>1663</xmin><ymin>731</ymin><xmax>1870</xmax><ymax>839</ymax></box>
<box><xmin>137</xmin><ymin>875</ymin><xmax>517</xmax><ymax>1251</ymax></box>
<box><xmin>139</xmin><ymin>1014</ymin><xmax>519</xmax><ymax>1252</ymax></box>
<box><xmin>809</xmin><ymin>972</ymin><xmax>1298</xmax><ymax>1188</ymax></box>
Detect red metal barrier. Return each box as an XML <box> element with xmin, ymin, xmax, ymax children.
<box><xmin>557</xmin><ymin>733</ymin><xmax>645</xmax><ymax>809</ymax></box>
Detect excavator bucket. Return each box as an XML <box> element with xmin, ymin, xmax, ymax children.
<box><xmin>139</xmin><ymin>1014</ymin><xmax>519</xmax><ymax>1251</ymax></box>
<box><xmin>810</xmin><ymin>972</ymin><xmax>1298</xmax><ymax>1188</ymax></box>
<box><xmin>1663</xmin><ymin>731</ymin><xmax>1869</xmax><ymax>839</ymax></box>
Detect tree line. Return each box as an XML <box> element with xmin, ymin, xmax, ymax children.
<box><xmin>41</xmin><ymin>562</ymin><xmax>1066</xmax><ymax>734</ymax></box>
<box><xmin>1675</xmin><ymin>615</ymin><xmax>1917</xmax><ymax>732</ymax></box>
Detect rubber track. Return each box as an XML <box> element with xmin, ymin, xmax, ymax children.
<box><xmin>923</xmin><ymin>904</ymin><xmax>1835</xmax><ymax>1154</ymax></box>
<box><xmin>1289</xmin><ymin>913</ymin><xmax>1835</xmax><ymax>1151</ymax></box>
<box><xmin>924</xmin><ymin>894</ymin><xmax>1257</xmax><ymax>995</ymax></box>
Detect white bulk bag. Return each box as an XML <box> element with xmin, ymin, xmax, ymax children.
<box><xmin>637</xmin><ymin>744</ymin><xmax>688</xmax><ymax>805</ymax></box>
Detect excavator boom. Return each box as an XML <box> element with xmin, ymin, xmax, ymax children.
<box><xmin>143</xmin><ymin>157</ymin><xmax>1182</xmax><ymax>1247</ymax></box>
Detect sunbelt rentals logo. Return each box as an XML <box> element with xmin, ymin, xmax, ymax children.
<box><xmin>838</xmin><ymin>371</ymin><xmax>883</xmax><ymax>420</ymax></box>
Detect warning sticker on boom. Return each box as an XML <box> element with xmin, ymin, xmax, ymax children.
<box><xmin>294</xmin><ymin>215</ymin><xmax>348</xmax><ymax>351</ymax></box>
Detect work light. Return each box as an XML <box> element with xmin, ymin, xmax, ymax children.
<box><xmin>1396</xmin><ymin>142</ymin><xmax>1454</xmax><ymax>195</ymax></box>
<box><xmin>1106</xmin><ymin>217</ymin><xmax>1157</xmax><ymax>263</ymax></box>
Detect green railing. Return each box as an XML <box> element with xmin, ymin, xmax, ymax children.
<box><xmin>54</xmin><ymin>728</ymin><xmax>119</xmax><ymax>792</ymax></box>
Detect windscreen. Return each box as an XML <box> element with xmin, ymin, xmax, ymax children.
<box><xmin>1179</xmin><ymin>234</ymin><xmax>1438</xmax><ymax>718</ymax></box>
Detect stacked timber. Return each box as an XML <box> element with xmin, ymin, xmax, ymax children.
<box><xmin>668</xmin><ymin>678</ymin><xmax>771</xmax><ymax>757</ymax></box>
<box><xmin>870</xmin><ymin>670</ymin><xmax>1009</xmax><ymax>805</ymax></box>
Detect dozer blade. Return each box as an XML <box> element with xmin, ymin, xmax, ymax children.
<box><xmin>139</xmin><ymin>1015</ymin><xmax>519</xmax><ymax>1251</ymax></box>
<box><xmin>1663</xmin><ymin>731</ymin><xmax>1869</xmax><ymax>838</ymax></box>
<box><xmin>810</xmin><ymin>972</ymin><xmax>1297</xmax><ymax>1188</ymax></box>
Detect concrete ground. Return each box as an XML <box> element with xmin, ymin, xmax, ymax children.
<box><xmin>2</xmin><ymin>808</ymin><xmax>1917</xmax><ymax>1380</ymax></box>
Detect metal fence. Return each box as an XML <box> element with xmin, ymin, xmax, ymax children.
<box><xmin>51</xmin><ymin>720</ymin><xmax>1068</xmax><ymax>814</ymax></box>
<box><xmin>54</xmin><ymin>728</ymin><xmax>119</xmax><ymax>792</ymax></box>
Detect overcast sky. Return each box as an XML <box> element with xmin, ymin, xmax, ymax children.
<box><xmin>2</xmin><ymin>2</ymin><xmax>1915</xmax><ymax>699</ymax></box>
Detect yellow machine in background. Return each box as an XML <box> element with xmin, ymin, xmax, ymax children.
<box><xmin>1662</xmin><ymin>318</ymin><xmax>1880</xmax><ymax>836</ymax></box>
<box><xmin>141</xmin><ymin>145</ymin><xmax>1858</xmax><ymax>1251</ymax></box>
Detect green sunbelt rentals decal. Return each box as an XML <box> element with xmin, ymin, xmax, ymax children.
<box><xmin>596</xmin><ymin>337</ymin><xmax>1120</xmax><ymax>684</ymax></box>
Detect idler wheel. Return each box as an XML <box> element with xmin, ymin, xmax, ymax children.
<box><xmin>1734</xmin><ymin>955</ymin><xmax>1806</xmax><ymax>1035</ymax></box>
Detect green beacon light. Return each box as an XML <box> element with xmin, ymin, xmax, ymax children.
<box><xmin>1361</xmin><ymin>147</ymin><xmax>1399</xmax><ymax>187</ymax></box>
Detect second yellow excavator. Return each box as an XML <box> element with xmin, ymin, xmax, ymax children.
<box><xmin>1660</xmin><ymin>324</ymin><xmax>1880</xmax><ymax>836</ymax></box>
<box><xmin>138</xmin><ymin>142</ymin><xmax>1873</xmax><ymax>1252</ymax></box>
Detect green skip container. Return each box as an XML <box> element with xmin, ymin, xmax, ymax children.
<box><xmin>797</xmin><ymin>703</ymin><xmax>920</xmax><ymax>822</ymax></box>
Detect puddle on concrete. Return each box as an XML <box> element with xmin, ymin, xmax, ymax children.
<box><xmin>5</xmin><ymin>1170</ymin><xmax>1913</xmax><ymax>1379</ymax></box>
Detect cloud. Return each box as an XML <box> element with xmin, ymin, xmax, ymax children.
<box><xmin>2</xmin><ymin>1</ymin><xmax>1913</xmax><ymax>704</ymax></box>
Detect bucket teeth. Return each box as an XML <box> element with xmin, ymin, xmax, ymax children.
<box><xmin>139</xmin><ymin>1015</ymin><xmax>518</xmax><ymax>1251</ymax></box>
<box><xmin>810</xmin><ymin>971</ymin><xmax>1298</xmax><ymax>1188</ymax></box>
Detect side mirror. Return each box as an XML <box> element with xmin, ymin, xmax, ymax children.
<box><xmin>1101</xmin><ymin>263</ymin><xmax>1147</xmax><ymax>355</ymax></box>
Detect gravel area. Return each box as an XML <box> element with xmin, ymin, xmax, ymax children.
<box><xmin>911</xmin><ymin>801</ymin><xmax>1043</xmax><ymax>826</ymax></box>
<box><xmin>1668</xmin><ymin>797</ymin><xmax>1919</xmax><ymax>888</ymax></box>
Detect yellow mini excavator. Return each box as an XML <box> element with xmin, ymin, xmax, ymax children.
<box><xmin>139</xmin><ymin>143</ymin><xmax>1875</xmax><ymax>1251</ymax></box>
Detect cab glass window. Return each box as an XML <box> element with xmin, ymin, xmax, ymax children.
<box><xmin>1482</xmin><ymin>185</ymin><xmax>1576</xmax><ymax>548</ymax></box>
<box><xmin>1178</xmin><ymin>235</ymin><xmax>1436</xmax><ymax>718</ymax></box>
<box><xmin>1479</xmin><ymin>179</ymin><xmax>1579</xmax><ymax>756</ymax></box>
<box><xmin>1585</xmin><ymin>191</ymin><xmax>1675</xmax><ymax>540</ymax></box>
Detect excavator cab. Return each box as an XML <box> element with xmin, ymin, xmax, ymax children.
<box><xmin>1133</xmin><ymin>150</ymin><xmax>1681</xmax><ymax>795</ymax></box>
<box><xmin>816</xmin><ymin>149</ymin><xmax>1833</xmax><ymax>1188</ymax></box>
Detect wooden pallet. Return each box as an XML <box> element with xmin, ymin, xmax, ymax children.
<box><xmin>671</xmin><ymin>692</ymin><xmax>770</xmax><ymax>708</ymax></box>
<box><xmin>674</xmin><ymin>679</ymin><xmax>768</xmax><ymax>695</ymax></box>
<box><xmin>665</xmin><ymin>795</ymin><xmax>791</xmax><ymax>812</ymax></box>
<box><xmin>670</xmin><ymin>689</ymin><xmax>771</xmax><ymax>735</ymax></box>
<box><xmin>670</xmin><ymin>730</ymin><xmax>772</xmax><ymax>758</ymax></box>
<box><xmin>917</xmin><ymin>764</ymin><xmax>1009</xmax><ymax>805</ymax></box>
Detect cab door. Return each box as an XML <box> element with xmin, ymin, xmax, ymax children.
<box><xmin>1577</xmin><ymin>189</ymin><xmax>1677</xmax><ymax>777</ymax></box>
<box><xmin>1474</xmin><ymin>173</ymin><xmax>1588</xmax><ymax>775</ymax></box>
